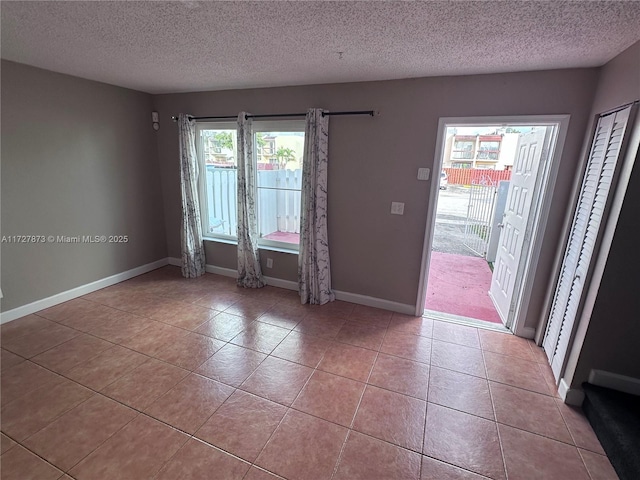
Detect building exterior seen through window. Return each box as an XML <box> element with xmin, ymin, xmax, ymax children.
<box><xmin>443</xmin><ymin>127</ymin><xmax>524</xmax><ymax>170</ymax></box>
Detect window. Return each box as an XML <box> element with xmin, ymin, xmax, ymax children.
<box><xmin>254</xmin><ymin>120</ymin><xmax>305</xmax><ymax>250</ymax></box>
<box><xmin>196</xmin><ymin>120</ymin><xmax>305</xmax><ymax>251</ymax></box>
<box><xmin>197</xmin><ymin>122</ymin><xmax>238</xmax><ymax>239</ymax></box>
<box><xmin>452</xmin><ymin>162</ymin><xmax>472</xmax><ymax>169</ymax></box>
<box><xmin>477</xmin><ymin>140</ymin><xmax>500</xmax><ymax>160</ymax></box>
<box><xmin>452</xmin><ymin>140</ymin><xmax>474</xmax><ymax>159</ymax></box>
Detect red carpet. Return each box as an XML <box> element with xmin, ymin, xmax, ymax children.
<box><xmin>425</xmin><ymin>252</ymin><xmax>503</xmax><ymax>324</ymax></box>
<box><xmin>263</xmin><ymin>231</ymin><xmax>300</xmax><ymax>244</ymax></box>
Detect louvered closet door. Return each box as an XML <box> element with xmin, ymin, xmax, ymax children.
<box><xmin>543</xmin><ymin>106</ymin><xmax>632</xmax><ymax>380</ymax></box>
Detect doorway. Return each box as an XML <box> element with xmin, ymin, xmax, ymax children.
<box><xmin>417</xmin><ymin>116</ymin><xmax>570</xmax><ymax>337</ymax></box>
<box><xmin>426</xmin><ymin>178</ymin><xmax>504</xmax><ymax>326</ymax></box>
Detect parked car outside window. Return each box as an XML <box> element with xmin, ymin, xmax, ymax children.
<box><xmin>440</xmin><ymin>171</ymin><xmax>448</xmax><ymax>190</ymax></box>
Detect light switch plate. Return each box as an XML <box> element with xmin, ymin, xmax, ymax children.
<box><xmin>417</xmin><ymin>168</ymin><xmax>430</xmax><ymax>181</ymax></box>
<box><xmin>391</xmin><ymin>202</ymin><xmax>405</xmax><ymax>215</ymax></box>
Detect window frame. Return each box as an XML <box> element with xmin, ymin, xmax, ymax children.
<box><xmin>252</xmin><ymin>119</ymin><xmax>306</xmax><ymax>252</ymax></box>
<box><xmin>196</xmin><ymin>121</ymin><xmax>238</xmax><ymax>243</ymax></box>
<box><xmin>195</xmin><ymin>119</ymin><xmax>305</xmax><ymax>253</ymax></box>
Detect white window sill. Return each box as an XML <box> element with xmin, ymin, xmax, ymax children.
<box><xmin>203</xmin><ymin>236</ymin><xmax>299</xmax><ymax>255</ymax></box>
<box><xmin>259</xmin><ymin>244</ymin><xmax>299</xmax><ymax>255</ymax></box>
<box><xmin>203</xmin><ymin>236</ymin><xmax>237</xmax><ymax>246</ymax></box>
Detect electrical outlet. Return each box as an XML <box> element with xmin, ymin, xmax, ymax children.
<box><xmin>266</xmin><ymin>258</ymin><xmax>273</xmax><ymax>268</ymax></box>
<box><xmin>391</xmin><ymin>202</ymin><xmax>405</xmax><ymax>215</ymax></box>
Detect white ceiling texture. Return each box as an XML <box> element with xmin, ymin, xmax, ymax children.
<box><xmin>1</xmin><ymin>1</ymin><xmax>639</xmax><ymax>94</ymax></box>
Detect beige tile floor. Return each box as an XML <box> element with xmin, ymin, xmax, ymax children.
<box><xmin>0</xmin><ymin>266</ymin><xmax>619</xmax><ymax>479</ymax></box>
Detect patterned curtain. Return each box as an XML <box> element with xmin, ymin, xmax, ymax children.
<box><xmin>178</xmin><ymin>113</ymin><xmax>206</xmax><ymax>278</ymax></box>
<box><xmin>299</xmin><ymin>108</ymin><xmax>335</xmax><ymax>304</ymax></box>
<box><xmin>236</xmin><ymin>112</ymin><xmax>265</xmax><ymax>288</ymax></box>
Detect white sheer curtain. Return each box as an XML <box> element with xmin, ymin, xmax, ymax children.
<box><xmin>178</xmin><ymin>113</ymin><xmax>206</xmax><ymax>278</ymax></box>
<box><xmin>299</xmin><ymin>108</ymin><xmax>335</xmax><ymax>304</ymax></box>
<box><xmin>236</xmin><ymin>112</ymin><xmax>265</xmax><ymax>288</ymax></box>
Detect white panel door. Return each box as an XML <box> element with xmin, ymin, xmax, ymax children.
<box><xmin>489</xmin><ymin>129</ymin><xmax>547</xmax><ymax>323</ymax></box>
<box><xmin>543</xmin><ymin>106</ymin><xmax>632</xmax><ymax>380</ymax></box>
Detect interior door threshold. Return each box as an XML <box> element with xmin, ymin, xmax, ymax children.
<box><xmin>423</xmin><ymin>309</ymin><xmax>511</xmax><ymax>334</ymax></box>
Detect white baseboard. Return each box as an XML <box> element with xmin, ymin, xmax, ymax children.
<box><xmin>173</xmin><ymin>257</ymin><xmax>413</xmax><ymax>314</ymax></box>
<box><xmin>517</xmin><ymin>326</ymin><xmax>536</xmax><ymax>339</ymax></box>
<box><xmin>206</xmin><ymin>265</ymin><xmax>237</xmax><ymax>278</ymax></box>
<box><xmin>263</xmin><ymin>276</ymin><xmax>298</xmax><ymax>291</ymax></box>
<box><xmin>170</xmin><ymin>257</ymin><xmax>239</xmax><ymax>279</ymax></box>
<box><xmin>588</xmin><ymin>369</ymin><xmax>640</xmax><ymax>396</ymax></box>
<box><xmin>169</xmin><ymin>258</ymin><xmax>242</xmax><ymax>283</ymax></box>
<box><xmin>333</xmin><ymin>290</ymin><xmax>415</xmax><ymax>315</ymax></box>
<box><xmin>0</xmin><ymin>258</ymin><xmax>169</xmax><ymax>324</ymax></box>
<box><xmin>558</xmin><ymin>378</ymin><xmax>585</xmax><ymax>406</ymax></box>
<box><xmin>2</xmin><ymin>256</ymin><xmax>417</xmax><ymax>324</ymax></box>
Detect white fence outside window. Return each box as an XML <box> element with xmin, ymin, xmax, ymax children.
<box><xmin>204</xmin><ymin>166</ymin><xmax>302</xmax><ymax>238</ymax></box>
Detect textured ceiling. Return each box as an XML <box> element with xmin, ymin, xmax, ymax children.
<box><xmin>1</xmin><ymin>1</ymin><xmax>639</xmax><ymax>94</ymax></box>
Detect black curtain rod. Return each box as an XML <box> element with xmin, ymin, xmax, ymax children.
<box><xmin>171</xmin><ymin>110</ymin><xmax>376</xmax><ymax>122</ymax></box>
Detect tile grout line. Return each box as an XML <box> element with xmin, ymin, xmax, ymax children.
<box><xmin>1</xmin><ymin>441</ymin><xmax>67</xmax><ymax>478</ymax></box>
<box><xmin>26</xmin><ymin>291</ymin><xmax>287</xmax><ymax>393</ymax></box>
<box><xmin>551</xmin><ymin>396</ymin><xmax>609</xmax><ymax>467</ymax></box>
<box><xmin>328</xmin><ymin>321</ymin><xmax>384</xmax><ymax>480</ymax></box>
<box><xmin>335</xmin><ymin>314</ymin><xmax>393</xmax><ymax>470</ymax></box>
<box><xmin>244</xmin><ymin>321</ymin><xmax>342</xmax><ymax>479</ymax></box>
<box><xmin>6</xmin><ymin>318</ymin><xmax>524</xmax><ymax>431</ymax></box>
<box><xmin>3</xmin><ymin>327</ymin><xmax>561</xmax><ymax>422</ymax></box>
<box><xmin>3</xmin><ymin>271</ymin><xmax>609</xmax><ymax>480</ymax></box>
<box><xmin>53</xmin><ymin>349</ymin><xmax>262</xmax><ymax>478</ymax></box>
<box><xmin>481</xmin><ymin>342</ymin><xmax>509</xmax><ymax>480</ymax></box>
<box><xmin>575</xmin><ymin>447</ymin><xmax>600</xmax><ymax>480</ymax></box>
<box><xmin>3</xmin><ymin>329</ymin><xmax>243</xmax><ymax>476</ymax></box>
<box><xmin>419</xmin><ymin>319</ymin><xmax>435</xmax><ymax>479</ymax></box>
<box><xmin>65</xmin><ymin>410</ymin><xmax>145</xmax><ymax>477</ymax></box>
<box><xmin>3</xmin><ymin>390</ymin><xmax>144</xmax><ymax>478</ymax></box>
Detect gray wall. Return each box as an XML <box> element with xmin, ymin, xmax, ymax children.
<box><xmin>153</xmin><ymin>68</ymin><xmax>599</xmax><ymax>326</ymax></box>
<box><xmin>570</xmin><ymin>41</ymin><xmax>640</xmax><ymax>388</ymax></box>
<box><xmin>1</xmin><ymin>61</ymin><xmax>167</xmax><ymax>311</ymax></box>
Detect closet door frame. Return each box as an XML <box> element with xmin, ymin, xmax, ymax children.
<box><xmin>543</xmin><ymin>102</ymin><xmax>639</xmax><ymax>400</ymax></box>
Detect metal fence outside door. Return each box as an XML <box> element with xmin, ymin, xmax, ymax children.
<box><xmin>464</xmin><ymin>178</ymin><xmax>497</xmax><ymax>257</ymax></box>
